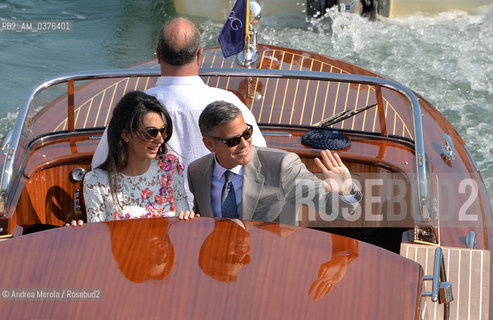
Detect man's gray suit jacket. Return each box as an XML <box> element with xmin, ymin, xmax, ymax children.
<box><xmin>187</xmin><ymin>146</ymin><xmax>358</xmax><ymax>226</ymax></box>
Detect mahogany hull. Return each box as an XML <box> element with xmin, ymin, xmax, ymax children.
<box><xmin>0</xmin><ymin>217</ymin><xmax>423</xmax><ymax>319</ymax></box>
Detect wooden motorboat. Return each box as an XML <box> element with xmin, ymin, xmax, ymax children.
<box><xmin>0</xmin><ymin>9</ymin><xmax>491</xmax><ymax>320</ymax></box>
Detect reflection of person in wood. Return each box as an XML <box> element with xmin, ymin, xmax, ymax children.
<box><xmin>198</xmin><ymin>220</ymin><xmax>251</xmax><ymax>282</ymax></box>
<box><xmin>308</xmin><ymin>235</ymin><xmax>358</xmax><ymax>300</ymax></box>
<box><xmin>110</xmin><ymin>218</ymin><xmax>175</xmax><ymax>283</ymax></box>
<box><xmin>198</xmin><ymin>219</ymin><xmax>297</xmax><ymax>282</ymax></box>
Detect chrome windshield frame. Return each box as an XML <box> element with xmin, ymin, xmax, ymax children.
<box><xmin>0</xmin><ymin>67</ymin><xmax>431</xmax><ymax>222</ymax></box>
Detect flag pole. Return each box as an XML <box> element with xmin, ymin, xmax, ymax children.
<box><xmin>245</xmin><ymin>0</ymin><xmax>250</xmax><ymax>40</ymax></box>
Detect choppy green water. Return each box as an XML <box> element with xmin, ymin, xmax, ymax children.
<box><xmin>1</xmin><ymin>0</ymin><xmax>492</xmax><ymax>201</ymax></box>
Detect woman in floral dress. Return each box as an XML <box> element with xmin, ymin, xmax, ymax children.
<box><xmin>83</xmin><ymin>91</ymin><xmax>196</xmax><ymax>222</ymax></box>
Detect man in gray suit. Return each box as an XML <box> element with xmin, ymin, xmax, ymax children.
<box><xmin>188</xmin><ymin>101</ymin><xmax>362</xmax><ymax>226</ymax></box>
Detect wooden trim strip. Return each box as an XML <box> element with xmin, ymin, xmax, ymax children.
<box><xmin>94</xmin><ymin>88</ymin><xmax>106</xmax><ymax>128</ymax></box>
<box><xmin>67</xmin><ymin>80</ymin><xmax>75</xmax><ymax>132</ymax></box>
<box><xmin>341</xmin><ymin>82</ymin><xmax>350</xmax><ymax>129</ymax></box>
<box><xmin>105</xmin><ymin>83</ymin><xmax>118</xmax><ymax>127</ymax></box>
<box><xmin>207</xmin><ymin>54</ymin><xmax>217</xmax><ymax>86</ymax></box>
<box><xmin>144</xmin><ymin>76</ymin><xmax>151</xmax><ymax>90</ymax></box>
<box><xmin>288</xmin><ymin>56</ymin><xmax>304</xmax><ymax>125</ymax></box>
<box><xmin>350</xmin><ymin>83</ymin><xmax>361</xmax><ymax>131</ymax></box>
<box><xmin>269</xmin><ymin>50</ymin><xmax>285</xmax><ymax>123</ymax></box>
<box><xmin>332</xmin><ymin>80</ymin><xmax>341</xmax><ymax>119</ymax></box>
<box><xmin>310</xmin><ymin>62</ymin><xmax>324</xmax><ymax>125</ymax></box>
<box><xmin>74</xmin><ymin>103</ymin><xmax>81</xmax><ymax>129</ymax></box>
<box><xmin>376</xmin><ymin>85</ymin><xmax>387</xmax><ymax>136</ymax></box>
<box><xmin>278</xmin><ymin>52</ymin><xmax>294</xmax><ymax>124</ymax></box>
<box><xmin>258</xmin><ymin>50</ymin><xmax>275</xmax><ymax>122</ymax></box>
<box><xmin>133</xmin><ymin>77</ymin><xmax>140</xmax><ymax>91</ymax></box>
<box><xmin>299</xmin><ymin>59</ymin><xmax>314</xmax><ymax>125</ymax></box>
<box><xmin>249</xmin><ymin>51</ymin><xmax>265</xmax><ymax>112</ymax></box>
<box><xmin>321</xmin><ymin>64</ymin><xmax>333</xmax><ymax>122</ymax></box>
<box><xmin>362</xmin><ymin>85</ymin><xmax>371</xmax><ymax>131</ymax></box>
<box><xmin>82</xmin><ymin>98</ymin><xmax>93</xmax><ymax>129</ymax></box>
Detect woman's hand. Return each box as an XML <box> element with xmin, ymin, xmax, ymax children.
<box><xmin>178</xmin><ymin>210</ymin><xmax>200</xmax><ymax>221</ymax></box>
<box><xmin>65</xmin><ymin>211</ymin><xmax>200</xmax><ymax>225</ymax></box>
<box><xmin>65</xmin><ymin>220</ymin><xmax>84</xmax><ymax>227</ymax></box>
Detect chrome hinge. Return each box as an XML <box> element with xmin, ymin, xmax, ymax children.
<box><xmin>441</xmin><ymin>134</ymin><xmax>456</xmax><ymax>162</ymax></box>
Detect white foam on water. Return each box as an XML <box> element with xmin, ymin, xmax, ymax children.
<box><xmin>254</xmin><ymin>7</ymin><xmax>493</xmax><ymax>200</ymax></box>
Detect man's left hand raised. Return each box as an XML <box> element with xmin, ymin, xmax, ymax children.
<box><xmin>314</xmin><ymin>150</ymin><xmax>353</xmax><ymax>195</ymax></box>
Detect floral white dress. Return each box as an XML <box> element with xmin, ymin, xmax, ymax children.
<box><xmin>83</xmin><ymin>153</ymin><xmax>189</xmax><ymax>222</ymax></box>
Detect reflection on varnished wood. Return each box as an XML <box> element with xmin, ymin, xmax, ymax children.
<box><xmin>309</xmin><ymin>235</ymin><xmax>358</xmax><ymax>300</ymax></box>
<box><xmin>18</xmin><ymin>161</ymin><xmax>90</xmax><ymax>227</ymax></box>
<box><xmin>45</xmin><ymin>186</ymin><xmax>73</xmax><ymax>222</ymax></box>
<box><xmin>0</xmin><ymin>218</ymin><xmax>423</xmax><ymax>319</ymax></box>
<box><xmin>199</xmin><ymin>220</ymin><xmax>251</xmax><ymax>282</ymax></box>
<box><xmin>199</xmin><ymin>220</ymin><xmax>297</xmax><ymax>282</ymax></box>
<box><xmin>110</xmin><ymin>218</ymin><xmax>175</xmax><ymax>283</ymax></box>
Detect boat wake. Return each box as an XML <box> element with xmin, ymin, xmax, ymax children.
<box><xmin>201</xmin><ymin>6</ymin><xmax>493</xmax><ymax>200</ymax></box>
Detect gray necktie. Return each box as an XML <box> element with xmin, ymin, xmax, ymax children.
<box><xmin>221</xmin><ymin>170</ymin><xmax>238</xmax><ymax>218</ymax></box>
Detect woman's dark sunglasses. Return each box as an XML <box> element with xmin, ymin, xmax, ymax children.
<box><xmin>143</xmin><ymin>125</ymin><xmax>167</xmax><ymax>140</ymax></box>
<box><xmin>212</xmin><ymin>124</ymin><xmax>253</xmax><ymax>147</ymax></box>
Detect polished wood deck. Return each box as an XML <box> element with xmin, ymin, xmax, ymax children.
<box><xmin>32</xmin><ymin>45</ymin><xmax>413</xmax><ymax>140</ymax></box>
<box><xmin>0</xmin><ymin>217</ymin><xmax>423</xmax><ymax>319</ymax></box>
<box><xmin>402</xmin><ymin>243</ymin><xmax>490</xmax><ymax>320</ymax></box>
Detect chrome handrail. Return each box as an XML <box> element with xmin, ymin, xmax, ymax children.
<box><xmin>0</xmin><ymin>67</ymin><xmax>431</xmax><ymax>222</ymax></box>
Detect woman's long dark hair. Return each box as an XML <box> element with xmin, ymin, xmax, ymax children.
<box><xmin>102</xmin><ymin>91</ymin><xmax>173</xmax><ymax>207</ymax></box>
